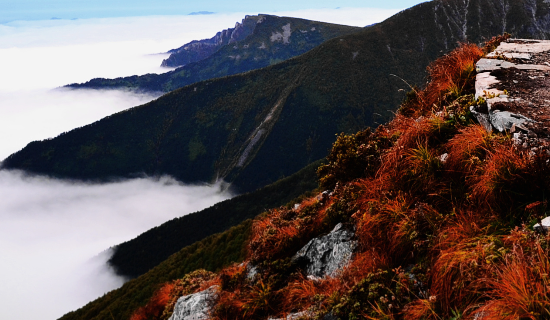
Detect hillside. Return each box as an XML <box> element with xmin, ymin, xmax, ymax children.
<box><xmin>7</xmin><ymin>0</ymin><xmax>550</xmax><ymax>194</ymax></box>
<box><xmin>58</xmin><ymin>34</ymin><xmax>550</xmax><ymax>320</ymax></box>
<box><xmin>66</xmin><ymin>15</ymin><xmax>360</xmax><ymax>93</ymax></box>
<box><xmin>109</xmin><ymin>160</ymin><xmax>320</xmax><ymax>279</ymax></box>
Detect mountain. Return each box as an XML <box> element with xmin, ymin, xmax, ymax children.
<box><xmin>57</xmin><ymin>31</ymin><xmax>550</xmax><ymax>320</ymax></box>
<box><xmin>66</xmin><ymin>15</ymin><xmax>361</xmax><ymax>93</ymax></box>
<box><xmin>160</xmin><ymin>15</ymin><xmax>260</xmax><ymax>68</ymax></box>
<box><xmin>6</xmin><ymin>0</ymin><xmax>550</xmax><ymax>195</ymax></box>
<box><xmin>6</xmin><ymin>0</ymin><xmax>550</xmax><ymax>196</ymax></box>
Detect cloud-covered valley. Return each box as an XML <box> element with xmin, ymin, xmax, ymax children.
<box><xmin>0</xmin><ymin>8</ymin><xmax>400</xmax><ymax>319</ymax></box>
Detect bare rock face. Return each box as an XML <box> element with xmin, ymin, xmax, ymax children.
<box><xmin>168</xmin><ymin>286</ymin><xmax>218</xmax><ymax>320</ymax></box>
<box><xmin>292</xmin><ymin>223</ymin><xmax>357</xmax><ymax>278</ymax></box>
<box><xmin>534</xmin><ymin>216</ymin><xmax>550</xmax><ymax>232</ymax></box>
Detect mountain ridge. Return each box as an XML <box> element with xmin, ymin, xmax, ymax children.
<box><xmin>6</xmin><ymin>0</ymin><xmax>550</xmax><ymax>194</ymax></box>
<box><xmin>66</xmin><ymin>15</ymin><xmax>361</xmax><ymax>93</ymax></box>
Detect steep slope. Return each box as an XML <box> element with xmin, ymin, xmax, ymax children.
<box><xmin>57</xmin><ymin>34</ymin><xmax>550</xmax><ymax>320</ymax></box>
<box><xmin>66</xmin><ymin>15</ymin><xmax>360</xmax><ymax>93</ymax></box>
<box><xmin>5</xmin><ymin>0</ymin><xmax>550</xmax><ymax>195</ymax></box>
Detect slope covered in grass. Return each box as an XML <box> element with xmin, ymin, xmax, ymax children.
<box><xmin>124</xmin><ymin>37</ymin><xmax>550</xmax><ymax>320</ymax></box>
<box><xmin>7</xmin><ymin>0</ymin><xmax>550</xmax><ymax>193</ymax></box>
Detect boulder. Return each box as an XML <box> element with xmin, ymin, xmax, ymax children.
<box><xmin>292</xmin><ymin>223</ymin><xmax>357</xmax><ymax>278</ymax></box>
<box><xmin>168</xmin><ymin>286</ymin><xmax>218</xmax><ymax>320</ymax></box>
<box><xmin>489</xmin><ymin>109</ymin><xmax>532</xmax><ymax>133</ymax></box>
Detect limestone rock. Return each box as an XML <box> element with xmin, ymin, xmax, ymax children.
<box><xmin>168</xmin><ymin>286</ymin><xmax>218</xmax><ymax>320</ymax></box>
<box><xmin>292</xmin><ymin>223</ymin><xmax>357</xmax><ymax>278</ymax></box>
<box><xmin>245</xmin><ymin>264</ymin><xmax>259</xmax><ymax>283</ymax></box>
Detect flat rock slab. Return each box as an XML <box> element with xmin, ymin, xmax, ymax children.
<box><xmin>474</xmin><ymin>39</ymin><xmax>550</xmax><ymax>152</ymax></box>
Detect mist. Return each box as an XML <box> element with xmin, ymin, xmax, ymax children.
<box><xmin>0</xmin><ymin>8</ymin><xmax>400</xmax><ymax>320</ymax></box>
<box><xmin>0</xmin><ymin>170</ymin><xmax>232</xmax><ymax>320</ymax></box>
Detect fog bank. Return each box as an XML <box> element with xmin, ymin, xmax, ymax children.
<box><xmin>0</xmin><ymin>170</ymin><xmax>232</xmax><ymax>320</ymax></box>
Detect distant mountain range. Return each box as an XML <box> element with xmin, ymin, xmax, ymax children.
<box><xmin>66</xmin><ymin>14</ymin><xmax>360</xmax><ymax>93</ymax></box>
<box><xmin>6</xmin><ymin>0</ymin><xmax>550</xmax><ymax>195</ymax></box>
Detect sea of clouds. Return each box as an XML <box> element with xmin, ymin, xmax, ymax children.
<box><xmin>0</xmin><ymin>8</ymin><xmax>400</xmax><ymax>320</ymax></box>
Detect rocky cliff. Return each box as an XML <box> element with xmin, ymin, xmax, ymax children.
<box><xmin>160</xmin><ymin>15</ymin><xmax>262</xmax><ymax>68</ymax></box>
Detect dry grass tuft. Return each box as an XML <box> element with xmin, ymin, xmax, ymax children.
<box><xmin>400</xmin><ymin>43</ymin><xmax>483</xmax><ymax>117</ymax></box>
<box><xmin>474</xmin><ymin>239</ymin><xmax>550</xmax><ymax>319</ymax></box>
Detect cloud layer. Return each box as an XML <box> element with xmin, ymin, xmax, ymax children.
<box><xmin>0</xmin><ymin>170</ymin><xmax>232</xmax><ymax>320</ymax></box>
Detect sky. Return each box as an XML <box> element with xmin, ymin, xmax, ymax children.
<box><xmin>0</xmin><ymin>1</ymin><xmax>426</xmax><ymax>319</ymax></box>
<box><xmin>0</xmin><ymin>0</ymin><xmax>426</xmax><ymax>23</ymax></box>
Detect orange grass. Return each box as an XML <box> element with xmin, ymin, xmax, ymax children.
<box><xmin>470</xmin><ymin>144</ymin><xmax>529</xmax><ymax>209</ymax></box>
<box><xmin>474</xmin><ymin>242</ymin><xmax>550</xmax><ymax>319</ymax></box>
<box><xmin>401</xmin><ymin>43</ymin><xmax>483</xmax><ymax>117</ymax></box>
<box><xmin>402</xmin><ymin>298</ymin><xmax>440</xmax><ymax>320</ymax></box>
<box><xmin>444</xmin><ymin>124</ymin><xmax>495</xmax><ymax>175</ymax></box>
<box><xmin>130</xmin><ymin>282</ymin><xmax>175</xmax><ymax>320</ymax></box>
<box><xmin>429</xmin><ymin>210</ymin><xmax>498</xmax><ymax>315</ymax></box>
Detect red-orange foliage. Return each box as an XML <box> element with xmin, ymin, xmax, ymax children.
<box><xmin>400</xmin><ymin>43</ymin><xmax>483</xmax><ymax>117</ymax></box>
<box><xmin>474</xmin><ymin>235</ymin><xmax>550</xmax><ymax>319</ymax></box>
<box><xmin>444</xmin><ymin>124</ymin><xmax>495</xmax><ymax>175</ymax></box>
<box><xmin>130</xmin><ymin>283</ymin><xmax>175</xmax><ymax>320</ymax></box>
<box><xmin>470</xmin><ymin>144</ymin><xmax>529</xmax><ymax>209</ymax></box>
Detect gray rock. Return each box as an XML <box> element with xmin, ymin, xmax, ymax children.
<box><xmin>292</xmin><ymin>223</ymin><xmax>357</xmax><ymax>278</ymax></box>
<box><xmin>534</xmin><ymin>216</ymin><xmax>550</xmax><ymax>232</ymax></box>
<box><xmin>168</xmin><ymin>286</ymin><xmax>218</xmax><ymax>320</ymax></box>
<box><xmin>246</xmin><ymin>264</ymin><xmax>259</xmax><ymax>283</ymax></box>
<box><xmin>489</xmin><ymin>109</ymin><xmax>532</xmax><ymax>132</ymax></box>
<box><xmin>470</xmin><ymin>105</ymin><xmax>493</xmax><ymax>132</ymax></box>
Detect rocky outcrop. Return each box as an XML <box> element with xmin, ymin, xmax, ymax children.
<box><xmin>161</xmin><ymin>15</ymin><xmax>263</xmax><ymax>67</ymax></box>
<box><xmin>472</xmin><ymin>39</ymin><xmax>550</xmax><ymax>155</ymax></box>
<box><xmin>168</xmin><ymin>286</ymin><xmax>218</xmax><ymax>320</ymax></box>
<box><xmin>292</xmin><ymin>223</ymin><xmax>357</xmax><ymax>278</ymax></box>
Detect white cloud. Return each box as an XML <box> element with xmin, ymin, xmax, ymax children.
<box><xmin>274</xmin><ymin>7</ymin><xmax>402</xmax><ymax>27</ymax></box>
<box><xmin>0</xmin><ymin>170</ymin><xmax>232</xmax><ymax>320</ymax></box>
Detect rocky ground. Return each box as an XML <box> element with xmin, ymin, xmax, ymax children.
<box><xmin>474</xmin><ymin>39</ymin><xmax>550</xmax><ymax>153</ymax></box>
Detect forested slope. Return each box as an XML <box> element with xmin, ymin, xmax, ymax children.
<box><xmin>10</xmin><ymin>0</ymin><xmax>550</xmax><ymax>193</ymax></box>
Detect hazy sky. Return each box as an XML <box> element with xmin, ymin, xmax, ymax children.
<box><xmin>0</xmin><ymin>2</ymin><xmax>425</xmax><ymax>320</ymax></box>
<box><xmin>1</xmin><ymin>0</ymin><xmax>426</xmax><ymax>22</ymax></box>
